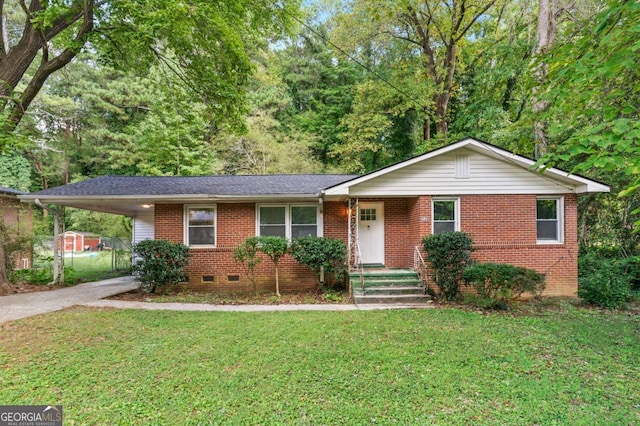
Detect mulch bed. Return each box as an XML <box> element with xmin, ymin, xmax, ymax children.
<box><xmin>107</xmin><ymin>288</ymin><xmax>352</xmax><ymax>305</ymax></box>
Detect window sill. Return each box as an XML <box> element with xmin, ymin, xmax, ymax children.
<box><xmin>536</xmin><ymin>240</ymin><xmax>563</xmax><ymax>245</ymax></box>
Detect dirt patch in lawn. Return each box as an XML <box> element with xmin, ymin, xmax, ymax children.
<box><xmin>107</xmin><ymin>288</ymin><xmax>353</xmax><ymax>305</ymax></box>
<box><xmin>4</xmin><ymin>282</ymin><xmax>66</xmax><ymax>294</ymax></box>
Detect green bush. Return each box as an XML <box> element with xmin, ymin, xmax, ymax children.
<box><xmin>620</xmin><ymin>256</ymin><xmax>640</xmax><ymax>291</ymax></box>
<box><xmin>11</xmin><ymin>266</ymin><xmax>79</xmax><ymax>286</ymax></box>
<box><xmin>578</xmin><ymin>253</ymin><xmax>631</xmax><ymax>309</ymax></box>
<box><xmin>422</xmin><ymin>232</ymin><xmax>473</xmax><ymax>300</ymax></box>
<box><xmin>290</xmin><ymin>236</ymin><xmax>347</xmax><ymax>289</ymax></box>
<box><xmin>132</xmin><ymin>240</ymin><xmax>191</xmax><ymax>293</ymax></box>
<box><xmin>233</xmin><ymin>237</ymin><xmax>262</xmax><ymax>294</ymax></box>
<box><xmin>463</xmin><ymin>263</ymin><xmax>546</xmax><ymax>309</ymax></box>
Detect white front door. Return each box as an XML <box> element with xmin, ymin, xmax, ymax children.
<box><xmin>358</xmin><ymin>202</ymin><xmax>384</xmax><ymax>265</ymax></box>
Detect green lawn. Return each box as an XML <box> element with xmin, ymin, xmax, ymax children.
<box><xmin>31</xmin><ymin>250</ymin><xmax>131</xmax><ymax>283</ymax></box>
<box><xmin>1</xmin><ymin>306</ymin><xmax>639</xmax><ymax>424</ymax></box>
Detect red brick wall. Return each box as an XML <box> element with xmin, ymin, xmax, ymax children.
<box><xmin>154</xmin><ymin>203</ymin><xmax>319</xmax><ymax>293</ymax></box>
<box><xmin>410</xmin><ymin>194</ymin><xmax>579</xmax><ymax>296</ymax></box>
<box><xmin>461</xmin><ymin>194</ymin><xmax>579</xmax><ymax>296</ymax></box>
<box><xmin>384</xmin><ymin>199</ymin><xmax>410</xmax><ymax>267</ymax></box>
<box><xmin>0</xmin><ymin>197</ymin><xmax>33</xmax><ymax>270</ymax></box>
<box><xmin>153</xmin><ymin>194</ymin><xmax>579</xmax><ymax>296</ymax></box>
<box><xmin>324</xmin><ymin>201</ymin><xmax>348</xmax><ymax>242</ymax></box>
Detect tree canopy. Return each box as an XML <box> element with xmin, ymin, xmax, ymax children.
<box><xmin>0</xmin><ymin>0</ymin><xmax>301</xmax><ymax>141</ymax></box>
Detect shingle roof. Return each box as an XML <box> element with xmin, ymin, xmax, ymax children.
<box><xmin>26</xmin><ymin>175</ymin><xmax>358</xmax><ymax>197</ymax></box>
<box><xmin>0</xmin><ymin>186</ymin><xmax>25</xmax><ymax>196</ymax></box>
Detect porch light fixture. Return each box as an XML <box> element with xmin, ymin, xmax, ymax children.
<box><xmin>141</xmin><ymin>204</ymin><xmax>153</xmax><ymax>209</ymax></box>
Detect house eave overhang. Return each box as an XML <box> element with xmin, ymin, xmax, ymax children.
<box><xmin>19</xmin><ymin>193</ymin><xmax>324</xmax><ymax>216</ymax></box>
<box><xmin>323</xmin><ymin>137</ymin><xmax>610</xmax><ymax>196</ymax></box>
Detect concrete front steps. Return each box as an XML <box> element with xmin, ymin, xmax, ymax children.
<box><xmin>350</xmin><ymin>268</ymin><xmax>431</xmax><ymax>305</ymax></box>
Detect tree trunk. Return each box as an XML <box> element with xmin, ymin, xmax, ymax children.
<box><xmin>52</xmin><ymin>208</ymin><xmax>60</xmax><ymax>285</ymax></box>
<box><xmin>275</xmin><ymin>265</ymin><xmax>280</xmax><ymax>297</ymax></box>
<box><xmin>0</xmin><ymin>0</ymin><xmax>94</xmax><ymax>135</ymax></box>
<box><xmin>532</xmin><ymin>0</ymin><xmax>557</xmax><ymax>157</ymax></box>
<box><xmin>0</xmin><ymin>233</ymin><xmax>14</xmax><ymax>295</ymax></box>
<box><xmin>422</xmin><ymin>110</ymin><xmax>431</xmax><ymax>142</ymax></box>
<box><xmin>51</xmin><ymin>206</ymin><xmax>65</xmax><ymax>285</ymax></box>
<box><xmin>435</xmin><ymin>93</ymin><xmax>450</xmax><ymax>136</ymax></box>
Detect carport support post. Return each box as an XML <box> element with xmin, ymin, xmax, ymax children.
<box><xmin>35</xmin><ymin>200</ymin><xmax>64</xmax><ymax>285</ymax></box>
<box><xmin>51</xmin><ymin>206</ymin><xmax>65</xmax><ymax>285</ymax></box>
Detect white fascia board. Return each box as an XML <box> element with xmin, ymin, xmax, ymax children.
<box><xmin>19</xmin><ymin>193</ymin><xmax>321</xmax><ymax>203</ymax></box>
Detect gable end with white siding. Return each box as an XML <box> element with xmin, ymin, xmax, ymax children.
<box><xmin>322</xmin><ymin>138</ymin><xmax>609</xmax><ymax>197</ymax></box>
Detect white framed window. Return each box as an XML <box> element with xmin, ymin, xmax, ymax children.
<box><xmin>257</xmin><ymin>204</ymin><xmax>321</xmax><ymax>239</ymax></box>
<box><xmin>259</xmin><ymin>205</ymin><xmax>287</xmax><ymax>237</ymax></box>
<box><xmin>536</xmin><ymin>197</ymin><xmax>564</xmax><ymax>243</ymax></box>
<box><xmin>184</xmin><ymin>205</ymin><xmax>216</xmax><ymax>247</ymax></box>
<box><xmin>432</xmin><ymin>198</ymin><xmax>460</xmax><ymax>234</ymax></box>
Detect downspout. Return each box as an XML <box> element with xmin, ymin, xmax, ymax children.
<box><xmin>318</xmin><ymin>195</ymin><xmax>325</xmax><ymax>286</ymax></box>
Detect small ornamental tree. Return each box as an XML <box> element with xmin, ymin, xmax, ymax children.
<box><xmin>232</xmin><ymin>237</ymin><xmax>262</xmax><ymax>294</ymax></box>
<box><xmin>422</xmin><ymin>232</ymin><xmax>473</xmax><ymax>300</ymax></box>
<box><xmin>257</xmin><ymin>236</ymin><xmax>289</xmax><ymax>297</ymax></box>
<box><xmin>291</xmin><ymin>236</ymin><xmax>347</xmax><ymax>289</ymax></box>
<box><xmin>132</xmin><ymin>240</ymin><xmax>190</xmax><ymax>293</ymax></box>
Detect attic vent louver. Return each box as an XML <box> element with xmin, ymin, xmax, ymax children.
<box><xmin>455</xmin><ymin>155</ymin><xmax>470</xmax><ymax>179</ymax></box>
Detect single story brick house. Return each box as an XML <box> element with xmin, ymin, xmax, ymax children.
<box><xmin>1</xmin><ymin>186</ymin><xmax>33</xmax><ymax>270</ymax></box>
<box><xmin>20</xmin><ymin>138</ymin><xmax>609</xmax><ymax>296</ymax></box>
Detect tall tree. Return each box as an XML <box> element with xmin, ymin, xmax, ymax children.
<box><xmin>531</xmin><ymin>0</ymin><xmax>557</xmax><ymax>156</ymax></box>
<box><xmin>450</xmin><ymin>0</ymin><xmax>536</xmax><ymax>146</ymax></box>
<box><xmin>17</xmin><ymin>59</ymin><xmax>222</xmax><ymax>186</ymax></box>
<box><xmin>217</xmin><ymin>60</ymin><xmax>324</xmax><ymax>174</ymax></box>
<box><xmin>275</xmin><ymin>25</ymin><xmax>362</xmax><ymax>165</ymax></box>
<box><xmin>0</xmin><ymin>0</ymin><xmax>300</xmax><ymax>140</ymax></box>
<box><xmin>534</xmin><ymin>0</ymin><xmax>639</xmax><ymax>223</ymax></box>
<box><xmin>333</xmin><ymin>0</ymin><xmax>500</xmax><ymax>138</ymax></box>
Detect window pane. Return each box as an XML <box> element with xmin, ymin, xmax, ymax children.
<box><xmin>260</xmin><ymin>225</ymin><xmax>286</xmax><ymax>237</ymax></box>
<box><xmin>260</xmin><ymin>206</ymin><xmax>285</xmax><ymax>225</ymax></box>
<box><xmin>360</xmin><ymin>208</ymin><xmax>377</xmax><ymax>221</ymax></box>
<box><xmin>189</xmin><ymin>227</ymin><xmax>215</xmax><ymax>245</ymax></box>
<box><xmin>292</xmin><ymin>206</ymin><xmax>317</xmax><ymax>225</ymax></box>
<box><xmin>537</xmin><ymin>221</ymin><xmax>558</xmax><ymax>240</ymax></box>
<box><xmin>189</xmin><ymin>208</ymin><xmax>215</xmax><ymax>226</ymax></box>
<box><xmin>188</xmin><ymin>208</ymin><xmax>215</xmax><ymax>245</ymax></box>
<box><xmin>537</xmin><ymin>199</ymin><xmax>557</xmax><ymax>220</ymax></box>
<box><xmin>434</xmin><ymin>201</ymin><xmax>455</xmax><ymax>221</ymax></box>
<box><xmin>292</xmin><ymin>225</ymin><xmax>317</xmax><ymax>238</ymax></box>
<box><xmin>434</xmin><ymin>221</ymin><xmax>455</xmax><ymax>234</ymax></box>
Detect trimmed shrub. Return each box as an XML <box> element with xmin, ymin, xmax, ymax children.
<box><xmin>233</xmin><ymin>237</ymin><xmax>262</xmax><ymax>294</ymax></box>
<box><xmin>422</xmin><ymin>232</ymin><xmax>473</xmax><ymax>300</ymax></box>
<box><xmin>291</xmin><ymin>236</ymin><xmax>347</xmax><ymax>289</ymax></box>
<box><xmin>463</xmin><ymin>262</ymin><xmax>546</xmax><ymax>309</ymax></box>
<box><xmin>132</xmin><ymin>239</ymin><xmax>190</xmax><ymax>293</ymax></box>
<box><xmin>578</xmin><ymin>253</ymin><xmax>631</xmax><ymax>309</ymax></box>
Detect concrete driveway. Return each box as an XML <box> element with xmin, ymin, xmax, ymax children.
<box><xmin>0</xmin><ymin>276</ymin><xmax>137</xmax><ymax>324</ymax></box>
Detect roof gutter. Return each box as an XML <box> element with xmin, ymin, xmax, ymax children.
<box><xmin>20</xmin><ymin>193</ymin><xmax>323</xmax><ymax>203</ymax></box>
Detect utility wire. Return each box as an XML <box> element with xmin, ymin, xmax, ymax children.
<box><xmin>273</xmin><ymin>3</ymin><xmax>427</xmax><ymax>111</ymax></box>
